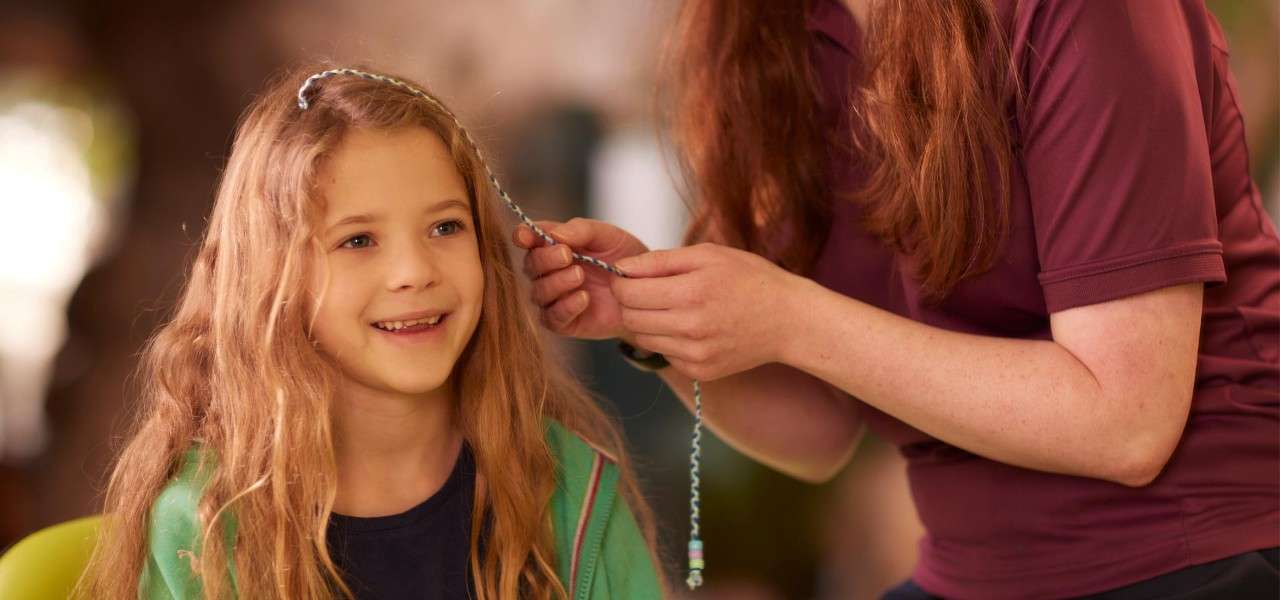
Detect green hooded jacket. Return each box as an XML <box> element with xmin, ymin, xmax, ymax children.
<box><xmin>140</xmin><ymin>421</ymin><xmax>662</xmax><ymax>599</ymax></box>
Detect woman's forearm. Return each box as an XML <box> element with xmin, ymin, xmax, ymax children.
<box><xmin>654</xmin><ymin>359</ymin><xmax>865</xmax><ymax>483</ymax></box>
<box><xmin>782</xmin><ymin>278</ymin><xmax>1184</xmax><ymax>486</ymax></box>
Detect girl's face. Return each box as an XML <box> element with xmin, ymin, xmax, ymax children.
<box><xmin>311</xmin><ymin>126</ymin><xmax>484</xmax><ymax>401</ymax></box>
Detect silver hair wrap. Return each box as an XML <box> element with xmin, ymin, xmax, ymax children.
<box><xmin>298</xmin><ymin>68</ymin><xmax>707</xmax><ymax>590</ymax></box>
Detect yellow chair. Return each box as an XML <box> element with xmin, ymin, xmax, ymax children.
<box><xmin>0</xmin><ymin>516</ymin><xmax>100</xmax><ymax>599</ymax></box>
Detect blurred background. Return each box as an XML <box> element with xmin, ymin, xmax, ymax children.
<box><xmin>0</xmin><ymin>1</ymin><xmax>1275</xmax><ymax>598</ymax></box>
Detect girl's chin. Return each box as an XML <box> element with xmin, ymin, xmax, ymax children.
<box><xmin>379</xmin><ymin>377</ymin><xmax>452</xmax><ymax>397</ymax></box>
<box><xmin>338</xmin><ymin>371</ymin><xmax>453</xmax><ymax>399</ymax></box>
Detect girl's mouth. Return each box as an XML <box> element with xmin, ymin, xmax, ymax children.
<box><xmin>370</xmin><ymin>313</ymin><xmax>449</xmax><ymax>338</ymax></box>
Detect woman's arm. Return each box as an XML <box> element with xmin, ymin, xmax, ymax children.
<box><xmin>790</xmin><ymin>277</ymin><xmax>1202</xmax><ymax>486</ymax></box>
<box><xmin>614</xmin><ymin>246</ymin><xmax>1203</xmax><ymax>487</ymax></box>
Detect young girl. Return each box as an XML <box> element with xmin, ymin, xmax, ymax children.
<box><xmin>79</xmin><ymin>66</ymin><xmax>664</xmax><ymax>599</ymax></box>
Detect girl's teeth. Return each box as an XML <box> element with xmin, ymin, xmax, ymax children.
<box><xmin>375</xmin><ymin>315</ymin><xmax>444</xmax><ymax>331</ymax></box>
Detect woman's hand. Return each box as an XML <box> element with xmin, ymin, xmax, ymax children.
<box><xmin>519</xmin><ymin>224</ymin><xmax>866</xmax><ymax>481</ymax></box>
<box><xmin>611</xmin><ymin>243</ymin><xmax>810</xmax><ymax>381</ymax></box>
<box><xmin>513</xmin><ymin>218</ymin><xmax>649</xmax><ymax>339</ymax></box>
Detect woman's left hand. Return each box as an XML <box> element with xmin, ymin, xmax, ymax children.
<box><xmin>612</xmin><ymin>243</ymin><xmax>810</xmax><ymax>381</ymax></box>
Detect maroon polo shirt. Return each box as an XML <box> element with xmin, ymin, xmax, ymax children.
<box><xmin>805</xmin><ymin>0</ymin><xmax>1279</xmax><ymax>597</ymax></box>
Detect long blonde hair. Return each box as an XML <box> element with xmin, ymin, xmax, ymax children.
<box><xmin>80</xmin><ymin>65</ymin><xmax>660</xmax><ymax>599</ymax></box>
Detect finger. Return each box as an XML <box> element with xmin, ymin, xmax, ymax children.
<box><xmin>526</xmin><ymin>245</ymin><xmax>575</xmax><ymax>278</ymax></box>
<box><xmin>532</xmin><ymin>265</ymin><xmax>585</xmax><ymax>307</ymax></box>
<box><xmin>667</xmin><ymin>356</ymin><xmax>719</xmax><ymax>382</ymax></box>
<box><xmin>513</xmin><ymin>224</ymin><xmax>540</xmax><ymax>249</ymax></box>
<box><xmin>522</xmin><ymin>245</ymin><xmax>551</xmax><ymax>278</ymax></box>
<box><xmin>632</xmin><ymin>334</ymin><xmax>697</xmax><ymax>362</ymax></box>
<box><xmin>544</xmin><ymin>290</ymin><xmax>589</xmax><ymax>332</ymax></box>
<box><xmin>517</xmin><ymin>220</ymin><xmax>570</xmax><ymax>249</ymax></box>
<box><xmin>523</xmin><ymin>219</ymin><xmax>586</xmax><ymax>246</ymax></box>
<box><xmin>614</xmin><ymin>245</ymin><xmax>707</xmax><ymax>278</ymax></box>
<box><xmin>547</xmin><ymin>217</ymin><xmax>598</xmax><ymax>248</ymax></box>
<box><xmin>611</xmin><ymin>273</ymin><xmax>700</xmax><ymax>310</ymax></box>
<box><xmin>619</xmin><ymin>307</ymin><xmax>693</xmax><ymax>337</ymax></box>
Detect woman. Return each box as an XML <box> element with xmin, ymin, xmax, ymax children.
<box><xmin>515</xmin><ymin>0</ymin><xmax>1279</xmax><ymax>598</ymax></box>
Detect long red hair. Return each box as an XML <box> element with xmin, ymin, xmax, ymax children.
<box><xmin>666</xmin><ymin>0</ymin><xmax>1018</xmax><ymax>298</ymax></box>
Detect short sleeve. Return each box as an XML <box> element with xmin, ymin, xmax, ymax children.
<box><xmin>1017</xmin><ymin>0</ymin><xmax>1226</xmax><ymax>313</ymax></box>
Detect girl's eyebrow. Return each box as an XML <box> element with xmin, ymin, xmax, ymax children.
<box><xmin>325</xmin><ymin>198</ymin><xmax>470</xmax><ymax>232</ymax></box>
<box><xmin>428</xmin><ymin>198</ymin><xmax>470</xmax><ymax>213</ymax></box>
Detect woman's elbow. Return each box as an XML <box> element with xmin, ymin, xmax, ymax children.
<box><xmin>787</xmin><ymin>421</ymin><xmax>867</xmax><ymax>484</ymax></box>
<box><xmin>1097</xmin><ymin>387</ymin><xmax>1192</xmax><ymax>487</ymax></box>
<box><xmin>1107</xmin><ymin>457</ymin><xmax>1164</xmax><ymax>488</ymax></box>
<box><xmin>792</xmin><ymin>455</ymin><xmax>854</xmax><ymax>485</ymax></box>
<box><xmin>1103</xmin><ymin>427</ymin><xmax>1185</xmax><ymax>488</ymax></box>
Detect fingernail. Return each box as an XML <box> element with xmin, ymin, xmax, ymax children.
<box><xmin>561</xmin><ymin>247</ymin><xmax>572</xmax><ymax>264</ymax></box>
<box><xmin>616</xmin><ymin>258</ymin><xmax>634</xmax><ymax>271</ymax></box>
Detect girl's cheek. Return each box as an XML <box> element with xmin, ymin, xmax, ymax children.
<box><xmin>461</xmin><ymin>253</ymin><xmax>486</xmax><ymax>303</ymax></box>
<box><xmin>439</xmin><ymin>240</ymin><xmax>484</xmax><ymax>293</ymax></box>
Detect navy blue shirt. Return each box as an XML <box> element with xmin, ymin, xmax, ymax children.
<box><xmin>327</xmin><ymin>446</ymin><xmax>478</xmax><ymax>599</ymax></box>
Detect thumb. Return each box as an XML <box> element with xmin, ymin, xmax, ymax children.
<box><xmin>615</xmin><ymin>247</ymin><xmax>701</xmax><ymax>278</ymax></box>
<box><xmin>544</xmin><ymin>218</ymin><xmax>599</xmax><ymax>248</ymax></box>
<box><xmin>519</xmin><ymin>220</ymin><xmax>577</xmax><ymax>248</ymax></box>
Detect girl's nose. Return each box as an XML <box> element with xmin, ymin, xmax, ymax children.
<box><xmin>386</xmin><ymin>241</ymin><xmax>441</xmax><ymax>291</ymax></box>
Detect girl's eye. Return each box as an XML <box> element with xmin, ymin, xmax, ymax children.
<box><xmin>432</xmin><ymin>219</ymin><xmax>465</xmax><ymax>237</ymax></box>
<box><xmin>340</xmin><ymin>234</ymin><xmax>373</xmax><ymax>249</ymax></box>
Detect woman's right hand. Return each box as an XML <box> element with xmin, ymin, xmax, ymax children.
<box><xmin>513</xmin><ymin>218</ymin><xmax>649</xmax><ymax>340</ymax></box>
